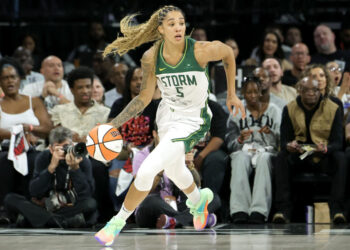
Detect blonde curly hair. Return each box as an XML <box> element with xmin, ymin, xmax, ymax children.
<box><xmin>298</xmin><ymin>64</ymin><xmax>334</xmax><ymax>97</ymax></box>
<box><xmin>103</xmin><ymin>5</ymin><xmax>184</xmax><ymax>58</ymax></box>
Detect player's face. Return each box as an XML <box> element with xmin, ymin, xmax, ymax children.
<box><xmin>310</xmin><ymin>67</ymin><xmax>327</xmax><ymax>93</ymax></box>
<box><xmin>158</xmin><ymin>11</ymin><xmax>186</xmax><ymax>44</ymax></box>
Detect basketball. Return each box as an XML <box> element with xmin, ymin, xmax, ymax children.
<box><xmin>86</xmin><ymin>124</ymin><xmax>123</xmax><ymax>162</ymax></box>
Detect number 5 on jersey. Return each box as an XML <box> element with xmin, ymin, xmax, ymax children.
<box><xmin>176</xmin><ymin>86</ymin><xmax>184</xmax><ymax>97</ymax></box>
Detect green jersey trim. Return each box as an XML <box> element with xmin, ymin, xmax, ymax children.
<box><xmin>160</xmin><ymin>38</ymin><xmax>188</xmax><ymax>69</ymax></box>
<box><xmin>171</xmin><ymin>100</ymin><xmax>211</xmax><ymax>153</ymax></box>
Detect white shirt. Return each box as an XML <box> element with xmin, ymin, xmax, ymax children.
<box><xmin>104</xmin><ymin>88</ymin><xmax>122</xmax><ymax>108</ymax></box>
<box><xmin>22</xmin><ymin>80</ymin><xmax>74</xmax><ymax>111</ymax></box>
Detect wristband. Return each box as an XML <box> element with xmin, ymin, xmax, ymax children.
<box><xmin>29</xmin><ymin>124</ymin><xmax>34</xmax><ymax>131</ymax></box>
<box><xmin>58</xmin><ymin>94</ymin><xmax>64</xmax><ymax>100</ymax></box>
<box><xmin>237</xmin><ymin>137</ymin><xmax>243</xmax><ymax>144</ymax></box>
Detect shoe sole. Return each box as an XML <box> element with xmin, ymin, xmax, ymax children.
<box><xmin>194</xmin><ymin>189</ymin><xmax>214</xmax><ymax>231</ymax></box>
<box><xmin>95</xmin><ymin>233</ymin><xmax>114</xmax><ymax>246</ymax></box>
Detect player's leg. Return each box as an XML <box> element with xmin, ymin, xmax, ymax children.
<box><xmin>162</xmin><ymin>137</ymin><xmax>213</xmax><ymax>230</ymax></box>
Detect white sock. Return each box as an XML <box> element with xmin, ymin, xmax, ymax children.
<box><xmin>187</xmin><ymin>187</ymin><xmax>201</xmax><ymax>205</ymax></box>
<box><xmin>115</xmin><ymin>204</ymin><xmax>134</xmax><ymax>221</ymax></box>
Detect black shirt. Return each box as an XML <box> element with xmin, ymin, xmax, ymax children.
<box><xmin>282</xmin><ymin>70</ymin><xmax>298</xmax><ymax>87</ymax></box>
<box><xmin>208</xmin><ymin>100</ymin><xmax>228</xmax><ymax>140</ymax></box>
<box><xmin>29</xmin><ymin>150</ymin><xmax>95</xmax><ymax>201</ymax></box>
<box><xmin>311</xmin><ymin>50</ymin><xmax>350</xmax><ymax>71</ymax></box>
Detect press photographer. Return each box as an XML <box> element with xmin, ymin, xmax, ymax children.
<box><xmin>4</xmin><ymin>126</ymin><xmax>97</xmax><ymax>228</ymax></box>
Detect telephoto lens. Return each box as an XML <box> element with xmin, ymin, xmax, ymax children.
<box><xmin>63</xmin><ymin>142</ymin><xmax>87</xmax><ymax>158</ymax></box>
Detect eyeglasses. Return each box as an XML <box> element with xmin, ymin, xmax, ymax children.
<box><xmin>327</xmin><ymin>67</ymin><xmax>343</xmax><ymax>73</ymax></box>
<box><xmin>292</xmin><ymin>52</ymin><xmax>309</xmax><ymax>57</ymax></box>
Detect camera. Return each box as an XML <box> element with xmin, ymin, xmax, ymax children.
<box><xmin>45</xmin><ymin>190</ymin><xmax>77</xmax><ymax>212</ymax></box>
<box><xmin>62</xmin><ymin>142</ymin><xmax>87</xmax><ymax>158</ymax></box>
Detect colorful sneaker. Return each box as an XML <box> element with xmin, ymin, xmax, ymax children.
<box><xmin>156</xmin><ymin>214</ymin><xmax>176</xmax><ymax>229</ymax></box>
<box><xmin>186</xmin><ymin>188</ymin><xmax>214</xmax><ymax>231</ymax></box>
<box><xmin>206</xmin><ymin>213</ymin><xmax>217</xmax><ymax>228</ymax></box>
<box><xmin>94</xmin><ymin>216</ymin><xmax>126</xmax><ymax>246</ymax></box>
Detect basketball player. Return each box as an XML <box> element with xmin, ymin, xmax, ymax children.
<box><xmin>95</xmin><ymin>5</ymin><xmax>245</xmax><ymax>246</ymax></box>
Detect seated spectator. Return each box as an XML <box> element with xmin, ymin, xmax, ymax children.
<box><xmin>104</xmin><ymin>62</ymin><xmax>129</xmax><ymax>107</ymax></box>
<box><xmin>244</xmin><ymin>31</ymin><xmax>292</xmax><ymax>71</ymax></box>
<box><xmin>191</xmin><ymin>28</ymin><xmax>207</xmax><ymax>41</ymax></box>
<box><xmin>262</xmin><ymin>58</ymin><xmax>297</xmax><ymax>103</ymax></box>
<box><xmin>92</xmin><ymin>75</ymin><xmax>106</xmax><ymax>105</ymax></box>
<box><xmin>0</xmin><ymin>59</ymin><xmax>52</xmax><ymax>222</ymax></box>
<box><xmin>134</xmin><ymin>124</ymin><xmax>219</xmax><ymax>229</ymax></box>
<box><xmin>67</xmin><ymin>21</ymin><xmax>136</xmax><ymax>68</ymax></box>
<box><xmin>340</xmin><ymin>22</ymin><xmax>350</xmax><ymax>51</ymax></box>
<box><xmin>301</xmin><ymin>64</ymin><xmax>344</xmax><ymax>116</ymax></box>
<box><xmin>225</xmin><ymin>78</ymin><xmax>281</xmax><ymax>224</ymax></box>
<box><xmin>285</xmin><ymin>27</ymin><xmax>302</xmax><ymax>48</ymax></box>
<box><xmin>311</xmin><ymin>24</ymin><xmax>350</xmax><ymax>71</ymax></box>
<box><xmin>327</xmin><ymin>61</ymin><xmax>350</xmax><ymax>107</ymax></box>
<box><xmin>273</xmin><ymin>77</ymin><xmax>346</xmax><ymax>224</ymax></box>
<box><xmin>21</xmin><ymin>34</ymin><xmax>44</xmax><ymax>71</ymax></box>
<box><xmin>22</xmin><ymin>55</ymin><xmax>74</xmax><ymax>111</ymax></box>
<box><xmin>50</xmin><ymin>66</ymin><xmax>110</xmax><ymax>143</ymax></box>
<box><xmin>4</xmin><ymin>127</ymin><xmax>97</xmax><ymax>228</ymax></box>
<box><xmin>92</xmin><ymin>52</ymin><xmax>117</xmax><ymax>91</ymax></box>
<box><xmin>282</xmin><ymin>43</ymin><xmax>311</xmax><ymax>87</ymax></box>
<box><xmin>253</xmin><ymin>67</ymin><xmax>286</xmax><ymax>108</ymax></box>
<box><xmin>12</xmin><ymin>46</ymin><xmax>44</xmax><ymax>90</ymax></box>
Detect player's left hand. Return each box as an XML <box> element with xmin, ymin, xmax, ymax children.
<box><xmin>227</xmin><ymin>94</ymin><xmax>246</xmax><ymax>119</ymax></box>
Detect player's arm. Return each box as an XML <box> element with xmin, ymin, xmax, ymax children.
<box><xmin>195</xmin><ymin>41</ymin><xmax>245</xmax><ymax>118</ymax></box>
<box><xmin>110</xmin><ymin>48</ymin><xmax>157</xmax><ymax>128</ymax></box>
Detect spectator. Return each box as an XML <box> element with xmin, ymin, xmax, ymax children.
<box><xmin>327</xmin><ymin>61</ymin><xmax>350</xmax><ymax>107</ymax></box>
<box><xmin>22</xmin><ymin>55</ymin><xmax>74</xmax><ymax>111</ymax></box>
<box><xmin>302</xmin><ymin>64</ymin><xmax>344</xmax><ymax>116</ymax></box>
<box><xmin>282</xmin><ymin>43</ymin><xmax>311</xmax><ymax>87</ymax></box>
<box><xmin>50</xmin><ymin>66</ymin><xmax>110</xmax><ymax>143</ymax></box>
<box><xmin>92</xmin><ymin>52</ymin><xmax>117</xmax><ymax>91</ymax></box>
<box><xmin>285</xmin><ymin>27</ymin><xmax>302</xmax><ymax>47</ymax></box>
<box><xmin>4</xmin><ymin>127</ymin><xmax>97</xmax><ymax>228</ymax></box>
<box><xmin>92</xmin><ymin>75</ymin><xmax>106</xmax><ymax>105</ymax></box>
<box><xmin>104</xmin><ymin>62</ymin><xmax>129</xmax><ymax>107</ymax></box>
<box><xmin>226</xmin><ymin>78</ymin><xmax>281</xmax><ymax>224</ymax></box>
<box><xmin>0</xmin><ymin>59</ymin><xmax>52</xmax><ymax>222</ymax></box>
<box><xmin>262</xmin><ymin>58</ymin><xmax>297</xmax><ymax>103</ymax></box>
<box><xmin>21</xmin><ymin>34</ymin><xmax>44</xmax><ymax>71</ymax></box>
<box><xmin>253</xmin><ymin>67</ymin><xmax>286</xmax><ymax>108</ymax></box>
<box><xmin>67</xmin><ymin>21</ymin><xmax>136</xmax><ymax>68</ymax></box>
<box><xmin>134</xmin><ymin>124</ymin><xmax>219</xmax><ymax>229</ymax></box>
<box><xmin>12</xmin><ymin>46</ymin><xmax>44</xmax><ymax>90</ymax></box>
<box><xmin>340</xmin><ymin>22</ymin><xmax>350</xmax><ymax>51</ymax></box>
<box><xmin>245</xmin><ymin>31</ymin><xmax>292</xmax><ymax>71</ymax></box>
<box><xmin>191</xmin><ymin>28</ymin><xmax>207</xmax><ymax>41</ymax></box>
<box><xmin>272</xmin><ymin>77</ymin><xmax>346</xmax><ymax>224</ymax></box>
<box><xmin>311</xmin><ymin>24</ymin><xmax>350</xmax><ymax>71</ymax></box>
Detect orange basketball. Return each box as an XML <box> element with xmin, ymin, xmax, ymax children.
<box><xmin>86</xmin><ymin>124</ymin><xmax>123</xmax><ymax>162</ymax></box>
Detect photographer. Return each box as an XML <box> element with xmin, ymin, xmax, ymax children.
<box><xmin>4</xmin><ymin>127</ymin><xmax>97</xmax><ymax>228</ymax></box>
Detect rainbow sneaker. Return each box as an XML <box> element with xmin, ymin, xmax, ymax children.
<box><xmin>186</xmin><ymin>188</ymin><xmax>214</xmax><ymax>231</ymax></box>
<box><xmin>94</xmin><ymin>217</ymin><xmax>126</xmax><ymax>246</ymax></box>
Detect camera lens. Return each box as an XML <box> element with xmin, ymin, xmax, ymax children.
<box><xmin>62</xmin><ymin>143</ymin><xmax>87</xmax><ymax>158</ymax></box>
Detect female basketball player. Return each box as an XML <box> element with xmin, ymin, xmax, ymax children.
<box><xmin>95</xmin><ymin>5</ymin><xmax>245</xmax><ymax>246</ymax></box>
